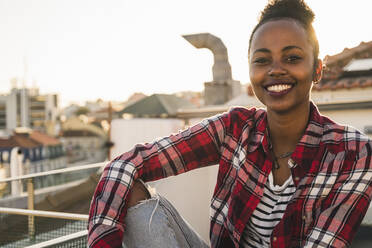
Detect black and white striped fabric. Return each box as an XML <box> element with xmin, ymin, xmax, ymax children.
<box><xmin>240</xmin><ymin>172</ymin><xmax>295</xmax><ymax>248</ymax></box>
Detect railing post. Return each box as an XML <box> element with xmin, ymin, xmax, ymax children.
<box><xmin>10</xmin><ymin>147</ymin><xmax>22</xmax><ymax>196</ymax></box>
<box><xmin>27</xmin><ymin>178</ymin><xmax>35</xmax><ymax>240</ymax></box>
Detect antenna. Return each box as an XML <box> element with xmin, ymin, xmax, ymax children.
<box><xmin>32</xmin><ymin>78</ymin><xmax>37</xmax><ymax>90</ymax></box>
<box><xmin>10</xmin><ymin>77</ymin><xmax>18</xmax><ymax>89</ymax></box>
<box><xmin>23</xmin><ymin>55</ymin><xmax>28</xmax><ymax>88</ymax></box>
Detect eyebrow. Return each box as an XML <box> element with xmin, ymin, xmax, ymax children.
<box><xmin>252</xmin><ymin>45</ymin><xmax>303</xmax><ymax>55</ymax></box>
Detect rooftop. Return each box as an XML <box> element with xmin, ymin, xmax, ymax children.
<box><xmin>344</xmin><ymin>58</ymin><xmax>372</xmax><ymax>72</ymax></box>
<box><xmin>0</xmin><ymin>135</ymin><xmax>40</xmax><ymax>149</ymax></box>
<box><xmin>29</xmin><ymin>131</ymin><xmax>60</xmax><ymax>146</ymax></box>
<box><xmin>313</xmin><ymin>76</ymin><xmax>372</xmax><ymax>91</ymax></box>
<box><xmin>119</xmin><ymin>93</ymin><xmax>196</xmax><ymax>117</ymax></box>
<box><xmin>324</xmin><ymin>41</ymin><xmax>372</xmax><ymax>66</ymax></box>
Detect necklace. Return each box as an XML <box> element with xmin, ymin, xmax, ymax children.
<box><xmin>266</xmin><ymin>127</ymin><xmax>294</xmax><ymax>169</ymax></box>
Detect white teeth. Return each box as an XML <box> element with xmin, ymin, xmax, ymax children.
<box><xmin>267</xmin><ymin>84</ymin><xmax>292</xmax><ymax>92</ymax></box>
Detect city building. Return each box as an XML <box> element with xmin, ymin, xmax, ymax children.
<box><xmin>0</xmin><ymin>128</ymin><xmax>66</xmax><ymax>195</ymax></box>
<box><xmin>0</xmin><ymin>96</ymin><xmax>7</xmax><ymax>130</ymax></box>
<box><xmin>60</xmin><ymin>117</ymin><xmax>108</xmax><ymax>164</ymax></box>
<box><xmin>0</xmin><ymin>82</ymin><xmax>60</xmax><ymax>136</ymax></box>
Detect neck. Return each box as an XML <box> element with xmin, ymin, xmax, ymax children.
<box><xmin>267</xmin><ymin>102</ymin><xmax>310</xmax><ymax>152</ymax></box>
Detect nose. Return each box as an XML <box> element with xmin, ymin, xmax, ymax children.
<box><xmin>268</xmin><ymin>61</ymin><xmax>287</xmax><ymax>77</ymax></box>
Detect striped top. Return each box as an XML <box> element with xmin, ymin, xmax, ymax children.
<box><xmin>240</xmin><ymin>172</ymin><xmax>295</xmax><ymax>247</ymax></box>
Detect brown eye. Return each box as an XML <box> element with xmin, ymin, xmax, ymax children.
<box><xmin>253</xmin><ymin>57</ymin><xmax>270</xmax><ymax>65</ymax></box>
<box><xmin>286</xmin><ymin>55</ymin><xmax>302</xmax><ymax>63</ymax></box>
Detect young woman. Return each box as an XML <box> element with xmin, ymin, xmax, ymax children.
<box><xmin>88</xmin><ymin>0</ymin><xmax>372</xmax><ymax>247</ymax></box>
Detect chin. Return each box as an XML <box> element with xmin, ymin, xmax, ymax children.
<box><xmin>266</xmin><ymin>100</ymin><xmax>309</xmax><ymax>115</ymax></box>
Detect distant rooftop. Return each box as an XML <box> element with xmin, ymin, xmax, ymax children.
<box><xmin>316</xmin><ymin>40</ymin><xmax>372</xmax><ymax>91</ymax></box>
<box><xmin>0</xmin><ymin>130</ymin><xmax>61</xmax><ymax>149</ymax></box>
<box><xmin>0</xmin><ymin>135</ymin><xmax>40</xmax><ymax>149</ymax></box>
<box><xmin>344</xmin><ymin>58</ymin><xmax>372</xmax><ymax>71</ymax></box>
<box><xmin>324</xmin><ymin>41</ymin><xmax>372</xmax><ymax>66</ymax></box>
<box><xmin>30</xmin><ymin>131</ymin><xmax>60</xmax><ymax>146</ymax></box>
<box><xmin>313</xmin><ymin>76</ymin><xmax>372</xmax><ymax>91</ymax></box>
<box><xmin>119</xmin><ymin>94</ymin><xmax>196</xmax><ymax>117</ymax></box>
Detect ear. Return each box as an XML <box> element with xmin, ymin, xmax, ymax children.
<box><xmin>313</xmin><ymin>59</ymin><xmax>323</xmax><ymax>83</ymax></box>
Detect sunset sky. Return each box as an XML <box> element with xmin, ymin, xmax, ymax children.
<box><xmin>0</xmin><ymin>0</ymin><xmax>371</xmax><ymax>106</ymax></box>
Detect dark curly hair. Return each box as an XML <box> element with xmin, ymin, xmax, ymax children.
<box><xmin>248</xmin><ymin>0</ymin><xmax>319</xmax><ymax>67</ymax></box>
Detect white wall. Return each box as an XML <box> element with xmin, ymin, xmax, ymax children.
<box><xmin>111</xmin><ymin>118</ymin><xmax>184</xmax><ymax>158</ymax></box>
<box><xmin>111</xmin><ymin>118</ymin><xmax>218</xmax><ymax>242</ymax></box>
<box><xmin>319</xmin><ymin>109</ymin><xmax>372</xmax><ymax>138</ymax></box>
<box><xmin>6</xmin><ymin>91</ymin><xmax>17</xmax><ymax>130</ymax></box>
<box><xmin>312</xmin><ymin>88</ymin><xmax>372</xmax><ymax>138</ymax></box>
<box><xmin>312</xmin><ymin>87</ymin><xmax>372</xmax><ymax>104</ymax></box>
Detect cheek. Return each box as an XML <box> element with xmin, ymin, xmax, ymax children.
<box><xmin>299</xmin><ymin>61</ymin><xmax>316</xmax><ymax>81</ymax></box>
<box><xmin>300</xmin><ymin>70</ymin><xmax>314</xmax><ymax>83</ymax></box>
<box><xmin>249</xmin><ymin>66</ymin><xmax>263</xmax><ymax>85</ymax></box>
<box><xmin>250</xmin><ymin>80</ymin><xmax>264</xmax><ymax>99</ymax></box>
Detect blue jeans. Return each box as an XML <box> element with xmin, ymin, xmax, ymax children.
<box><xmin>123</xmin><ymin>194</ymin><xmax>209</xmax><ymax>248</ymax></box>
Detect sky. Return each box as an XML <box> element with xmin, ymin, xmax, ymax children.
<box><xmin>0</xmin><ymin>0</ymin><xmax>371</xmax><ymax>107</ymax></box>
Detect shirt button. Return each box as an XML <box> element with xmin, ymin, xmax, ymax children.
<box><xmin>295</xmin><ymin>176</ymin><xmax>300</xmax><ymax>181</ymax></box>
<box><xmin>273</xmin><ymin>237</ymin><xmax>277</xmax><ymax>242</ymax></box>
<box><xmin>302</xmin><ymin>215</ymin><xmax>306</xmax><ymax>220</ymax></box>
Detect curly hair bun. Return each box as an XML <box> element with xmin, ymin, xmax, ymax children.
<box><xmin>259</xmin><ymin>0</ymin><xmax>315</xmax><ymax>27</ymax></box>
<box><xmin>249</xmin><ymin>0</ymin><xmax>319</xmax><ymax>61</ymax></box>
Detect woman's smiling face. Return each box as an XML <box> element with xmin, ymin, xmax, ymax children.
<box><xmin>249</xmin><ymin>19</ymin><xmax>320</xmax><ymax>114</ymax></box>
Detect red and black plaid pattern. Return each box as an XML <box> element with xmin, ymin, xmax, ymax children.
<box><xmin>88</xmin><ymin>103</ymin><xmax>372</xmax><ymax>248</ymax></box>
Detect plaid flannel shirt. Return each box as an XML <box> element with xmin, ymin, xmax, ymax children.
<box><xmin>88</xmin><ymin>102</ymin><xmax>372</xmax><ymax>248</ymax></box>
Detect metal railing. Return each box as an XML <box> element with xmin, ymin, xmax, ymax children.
<box><xmin>0</xmin><ymin>207</ymin><xmax>88</xmax><ymax>247</ymax></box>
<box><xmin>0</xmin><ymin>162</ymin><xmax>105</xmax><ymax>247</ymax></box>
<box><xmin>0</xmin><ymin>161</ymin><xmax>105</xmax><ymax>184</ymax></box>
<box><xmin>25</xmin><ymin>230</ymin><xmax>88</xmax><ymax>248</ymax></box>
<box><xmin>0</xmin><ymin>207</ymin><xmax>88</xmax><ymax>220</ymax></box>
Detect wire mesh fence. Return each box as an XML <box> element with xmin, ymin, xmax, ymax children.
<box><xmin>0</xmin><ymin>212</ymin><xmax>87</xmax><ymax>247</ymax></box>
<box><xmin>42</xmin><ymin>235</ymin><xmax>87</xmax><ymax>248</ymax></box>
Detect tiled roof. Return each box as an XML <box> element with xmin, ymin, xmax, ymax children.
<box><xmin>313</xmin><ymin>76</ymin><xmax>372</xmax><ymax>91</ymax></box>
<box><xmin>316</xmin><ymin>40</ymin><xmax>372</xmax><ymax>91</ymax></box>
<box><xmin>0</xmin><ymin>135</ymin><xmax>41</xmax><ymax>149</ymax></box>
<box><xmin>0</xmin><ymin>137</ymin><xmax>18</xmax><ymax>148</ymax></box>
<box><xmin>324</xmin><ymin>41</ymin><xmax>372</xmax><ymax>66</ymax></box>
<box><xmin>118</xmin><ymin>94</ymin><xmax>196</xmax><ymax>117</ymax></box>
<box><xmin>30</xmin><ymin>131</ymin><xmax>60</xmax><ymax>146</ymax></box>
<box><xmin>0</xmin><ymin>131</ymin><xmax>60</xmax><ymax>149</ymax></box>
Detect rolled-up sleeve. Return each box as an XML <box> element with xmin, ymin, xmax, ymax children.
<box><xmin>87</xmin><ymin>112</ymin><xmax>230</xmax><ymax>247</ymax></box>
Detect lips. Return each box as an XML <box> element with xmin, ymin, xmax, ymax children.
<box><xmin>263</xmin><ymin>81</ymin><xmax>295</xmax><ymax>96</ymax></box>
